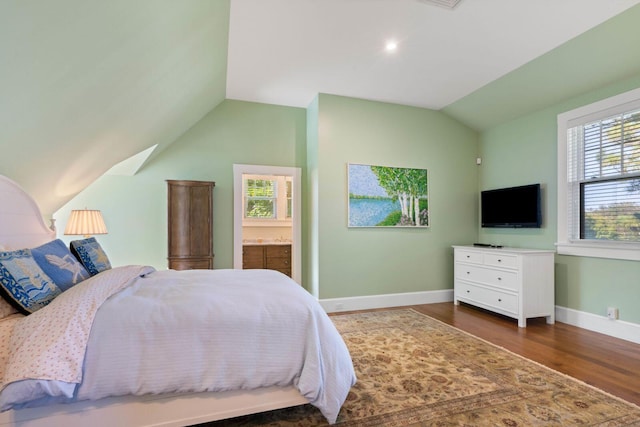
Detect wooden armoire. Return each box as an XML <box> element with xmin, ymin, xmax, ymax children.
<box><xmin>167</xmin><ymin>180</ymin><xmax>215</xmax><ymax>270</ymax></box>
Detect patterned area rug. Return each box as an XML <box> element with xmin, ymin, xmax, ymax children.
<box><xmin>206</xmin><ymin>309</ymin><xmax>640</xmax><ymax>426</ymax></box>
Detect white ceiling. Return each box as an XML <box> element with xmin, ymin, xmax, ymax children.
<box><xmin>226</xmin><ymin>0</ymin><xmax>640</xmax><ymax>111</ymax></box>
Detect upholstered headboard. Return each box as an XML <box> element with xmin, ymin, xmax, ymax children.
<box><xmin>0</xmin><ymin>175</ymin><xmax>56</xmax><ymax>249</ymax></box>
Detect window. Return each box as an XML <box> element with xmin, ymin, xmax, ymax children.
<box><xmin>286</xmin><ymin>179</ymin><xmax>292</xmax><ymax>219</ymax></box>
<box><xmin>242</xmin><ymin>175</ymin><xmax>292</xmax><ymax>222</ymax></box>
<box><xmin>557</xmin><ymin>87</ymin><xmax>640</xmax><ymax>260</ymax></box>
<box><xmin>244</xmin><ymin>179</ymin><xmax>277</xmax><ymax>219</ymax></box>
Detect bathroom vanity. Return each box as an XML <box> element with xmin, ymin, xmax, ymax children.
<box><xmin>242</xmin><ymin>242</ymin><xmax>292</xmax><ymax>277</ymax></box>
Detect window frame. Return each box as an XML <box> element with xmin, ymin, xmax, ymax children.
<box><xmin>557</xmin><ymin>87</ymin><xmax>640</xmax><ymax>261</ymax></box>
<box><xmin>286</xmin><ymin>178</ymin><xmax>292</xmax><ymax>219</ymax></box>
<box><xmin>244</xmin><ymin>178</ymin><xmax>278</xmax><ymax>220</ymax></box>
<box><xmin>241</xmin><ymin>174</ymin><xmax>293</xmax><ymax>226</ymax></box>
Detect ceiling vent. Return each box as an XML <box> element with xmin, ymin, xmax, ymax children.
<box><xmin>419</xmin><ymin>0</ymin><xmax>462</xmax><ymax>9</ymax></box>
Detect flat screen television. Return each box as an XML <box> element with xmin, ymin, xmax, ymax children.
<box><xmin>481</xmin><ymin>184</ymin><xmax>541</xmax><ymax>228</ymax></box>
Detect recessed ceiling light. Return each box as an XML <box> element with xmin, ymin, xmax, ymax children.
<box><xmin>385</xmin><ymin>41</ymin><xmax>398</xmax><ymax>52</ymax></box>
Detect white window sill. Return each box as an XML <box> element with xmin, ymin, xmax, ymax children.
<box><xmin>243</xmin><ymin>219</ymin><xmax>293</xmax><ymax>227</ymax></box>
<box><xmin>556</xmin><ymin>241</ymin><xmax>640</xmax><ymax>261</ymax></box>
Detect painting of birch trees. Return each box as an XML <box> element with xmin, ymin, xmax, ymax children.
<box><xmin>348</xmin><ymin>163</ymin><xmax>429</xmax><ymax>227</ymax></box>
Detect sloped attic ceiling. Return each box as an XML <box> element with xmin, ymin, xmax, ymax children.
<box><xmin>0</xmin><ymin>0</ymin><xmax>230</xmax><ymax>216</ymax></box>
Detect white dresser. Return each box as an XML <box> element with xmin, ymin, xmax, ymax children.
<box><xmin>453</xmin><ymin>245</ymin><xmax>555</xmax><ymax>327</ymax></box>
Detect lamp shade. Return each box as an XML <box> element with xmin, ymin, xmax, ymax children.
<box><xmin>64</xmin><ymin>209</ymin><xmax>108</xmax><ymax>236</ymax></box>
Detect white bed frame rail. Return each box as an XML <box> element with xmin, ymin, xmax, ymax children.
<box><xmin>0</xmin><ymin>387</ymin><xmax>307</xmax><ymax>427</ymax></box>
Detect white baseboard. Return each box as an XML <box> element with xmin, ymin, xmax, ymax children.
<box><xmin>555</xmin><ymin>306</ymin><xmax>640</xmax><ymax>345</ymax></box>
<box><xmin>320</xmin><ymin>289</ymin><xmax>453</xmax><ymax>314</ymax></box>
<box><xmin>321</xmin><ymin>291</ymin><xmax>640</xmax><ymax>345</ymax></box>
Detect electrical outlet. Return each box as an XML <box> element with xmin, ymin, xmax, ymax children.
<box><xmin>606</xmin><ymin>307</ymin><xmax>619</xmax><ymax>320</ymax></box>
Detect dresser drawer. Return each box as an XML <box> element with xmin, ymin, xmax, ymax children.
<box><xmin>456</xmin><ymin>282</ymin><xmax>518</xmax><ymax>315</ymax></box>
<box><xmin>243</xmin><ymin>246</ymin><xmax>264</xmax><ymax>268</ymax></box>
<box><xmin>483</xmin><ymin>253</ymin><xmax>518</xmax><ymax>269</ymax></box>
<box><xmin>455</xmin><ymin>249</ymin><xmax>483</xmax><ymax>264</ymax></box>
<box><xmin>265</xmin><ymin>245</ymin><xmax>291</xmax><ymax>270</ymax></box>
<box><xmin>266</xmin><ymin>257</ymin><xmax>291</xmax><ymax>270</ymax></box>
<box><xmin>265</xmin><ymin>245</ymin><xmax>291</xmax><ymax>258</ymax></box>
<box><xmin>169</xmin><ymin>258</ymin><xmax>212</xmax><ymax>270</ymax></box>
<box><xmin>455</xmin><ymin>264</ymin><xmax>518</xmax><ymax>291</ymax></box>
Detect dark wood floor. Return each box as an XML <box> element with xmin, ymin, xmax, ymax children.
<box><xmin>334</xmin><ymin>302</ymin><xmax>640</xmax><ymax>406</ymax></box>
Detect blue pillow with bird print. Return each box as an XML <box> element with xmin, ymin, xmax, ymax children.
<box><xmin>32</xmin><ymin>239</ymin><xmax>90</xmax><ymax>291</ymax></box>
<box><xmin>0</xmin><ymin>249</ymin><xmax>62</xmax><ymax>314</ymax></box>
<box><xmin>69</xmin><ymin>237</ymin><xmax>112</xmax><ymax>276</ymax></box>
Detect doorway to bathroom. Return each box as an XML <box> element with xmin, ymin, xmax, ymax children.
<box><xmin>233</xmin><ymin>164</ymin><xmax>301</xmax><ymax>284</ymax></box>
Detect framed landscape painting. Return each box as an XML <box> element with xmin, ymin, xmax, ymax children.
<box><xmin>348</xmin><ymin>163</ymin><xmax>429</xmax><ymax>227</ymax></box>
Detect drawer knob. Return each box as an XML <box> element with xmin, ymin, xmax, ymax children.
<box><xmin>498</xmin><ymin>277</ymin><xmax>502</xmax><ymax>281</ymax></box>
<box><xmin>466</xmin><ymin>255</ymin><xmax>470</xmax><ymax>258</ymax></box>
<box><xmin>466</xmin><ymin>271</ymin><xmax>470</xmax><ymax>275</ymax></box>
<box><xmin>466</xmin><ymin>290</ymin><xmax>470</xmax><ymax>293</ymax></box>
<box><xmin>498</xmin><ymin>298</ymin><xmax>502</xmax><ymax>302</ymax></box>
<box><xmin>498</xmin><ymin>259</ymin><xmax>502</xmax><ymax>262</ymax></box>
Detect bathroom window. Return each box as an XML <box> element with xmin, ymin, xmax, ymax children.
<box><xmin>245</xmin><ymin>179</ymin><xmax>277</xmax><ymax>219</ymax></box>
<box><xmin>286</xmin><ymin>179</ymin><xmax>292</xmax><ymax>218</ymax></box>
<box><xmin>243</xmin><ymin>175</ymin><xmax>293</xmax><ymax>221</ymax></box>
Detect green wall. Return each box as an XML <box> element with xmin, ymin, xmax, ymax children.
<box><xmin>62</xmin><ymin>79</ymin><xmax>640</xmax><ymax>325</ymax></box>
<box><xmin>55</xmin><ymin>99</ymin><xmax>307</xmax><ymax>273</ymax></box>
<box><xmin>56</xmin><ymin>82</ymin><xmax>640</xmax><ymax>324</ymax></box>
<box><xmin>56</xmin><ymin>95</ymin><xmax>479</xmax><ymax>299</ymax></box>
<box><xmin>478</xmin><ymin>74</ymin><xmax>640</xmax><ymax>324</ymax></box>
<box><xmin>477</xmin><ymin>107</ymin><xmax>557</xmax><ymax>249</ymax></box>
<box><xmin>314</xmin><ymin>94</ymin><xmax>479</xmax><ymax>299</ymax></box>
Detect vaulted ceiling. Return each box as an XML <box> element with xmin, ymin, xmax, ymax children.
<box><xmin>2</xmin><ymin>0</ymin><xmax>640</xmax><ymax>216</ymax></box>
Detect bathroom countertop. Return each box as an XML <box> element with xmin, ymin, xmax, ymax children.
<box><xmin>242</xmin><ymin>240</ymin><xmax>292</xmax><ymax>246</ymax></box>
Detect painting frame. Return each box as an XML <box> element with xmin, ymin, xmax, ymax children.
<box><xmin>347</xmin><ymin>163</ymin><xmax>430</xmax><ymax>228</ymax></box>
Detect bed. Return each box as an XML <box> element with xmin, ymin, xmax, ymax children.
<box><xmin>0</xmin><ymin>175</ymin><xmax>356</xmax><ymax>427</ymax></box>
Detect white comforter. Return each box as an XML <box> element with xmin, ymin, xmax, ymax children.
<box><xmin>0</xmin><ymin>267</ymin><xmax>356</xmax><ymax>424</ymax></box>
